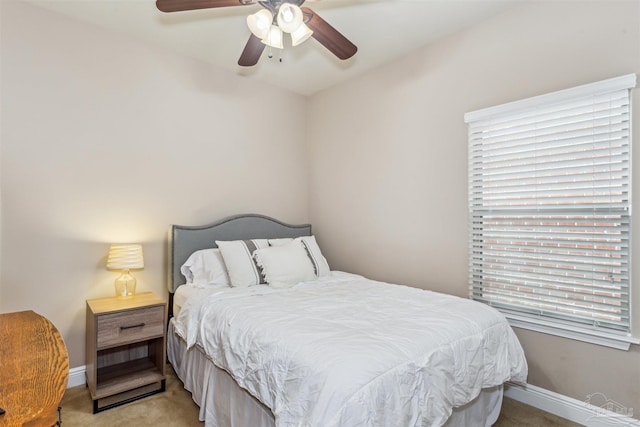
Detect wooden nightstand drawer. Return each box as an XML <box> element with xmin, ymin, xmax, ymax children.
<box><xmin>96</xmin><ymin>306</ymin><xmax>164</xmax><ymax>349</ymax></box>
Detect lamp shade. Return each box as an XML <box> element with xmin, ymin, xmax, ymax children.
<box><xmin>262</xmin><ymin>25</ymin><xmax>284</xmax><ymax>49</ymax></box>
<box><xmin>107</xmin><ymin>244</ymin><xmax>144</xmax><ymax>270</ymax></box>
<box><xmin>290</xmin><ymin>23</ymin><xmax>313</xmax><ymax>46</ymax></box>
<box><xmin>247</xmin><ymin>9</ymin><xmax>273</xmax><ymax>39</ymax></box>
<box><xmin>277</xmin><ymin>3</ymin><xmax>303</xmax><ymax>33</ymax></box>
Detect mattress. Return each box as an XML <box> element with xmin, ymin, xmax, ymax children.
<box><xmin>172</xmin><ymin>272</ymin><xmax>526</xmax><ymax>426</ymax></box>
<box><xmin>168</xmin><ymin>319</ymin><xmax>504</xmax><ymax>427</ymax></box>
<box><xmin>174</xmin><ymin>284</ymin><xmax>233</xmax><ymax>317</ymax></box>
<box><xmin>173</xmin><ymin>284</ymin><xmax>205</xmax><ymax>318</ymax></box>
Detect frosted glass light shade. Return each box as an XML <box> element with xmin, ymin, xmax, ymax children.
<box><xmin>277</xmin><ymin>3</ymin><xmax>303</xmax><ymax>33</ymax></box>
<box><xmin>290</xmin><ymin>23</ymin><xmax>313</xmax><ymax>46</ymax></box>
<box><xmin>107</xmin><ymin>244</ymin><xmax>144</xmax><ymax>270</ymax></box>
<box><xmin>262</xmin><ymin>25</ymin><xmax>283</xmax><ymax>49</ymax></box>
<box><xmin>107</xmin><ymin>244</ymin><xmax>144</xmax><ymax>297</ymax></box>
<box><xmin>247</xmin><ymin>9</ymin><xmax>273</xmax><ymax>39</ymax></box>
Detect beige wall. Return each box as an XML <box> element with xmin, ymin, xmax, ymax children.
<box><xmin>307</xmin><ymin>0</ymin><xmax>640</xmax><ymax>415</ymax></box>
<box><xmin>0</xmin><ymin>1</ymin><xmax>309</xmax><ymax>367</ymax></box>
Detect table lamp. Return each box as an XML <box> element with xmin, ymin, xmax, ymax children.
<box><xmin>106</xmin><ymin>244</ymin><xmax>144</xmax><ymax>297</ymax></box>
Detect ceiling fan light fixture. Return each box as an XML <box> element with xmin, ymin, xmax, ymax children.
<box><xmin>277</xmin><ymin>3</ymin><xmax>303</xmax><ymax>33</ymax></box>
<box><xmin>247</xmin><ymin>9</ymin><xmax>273</xmax><ymax>40</ymax></box>
<box><xmin>290</xmin><ymin>23</ymin><xmax>313</xmax><ymax>46</ymax></box>
<box><xmin>262</xmin><ymin>25</ymin><xmax>284</xmax><ymax>49</ymax></box>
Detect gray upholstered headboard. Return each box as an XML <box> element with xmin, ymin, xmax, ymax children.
<box><xmin>168</xmin><ymin>214</ymin><xmax>312</xmax><ymax>294</ymax></box>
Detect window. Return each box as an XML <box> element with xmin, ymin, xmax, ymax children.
<box><xmin>465</xmin><ymin>74</ymin><xmax>637</xmax><ymax>349</ymax></box>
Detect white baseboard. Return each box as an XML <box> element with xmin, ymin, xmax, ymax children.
<box><xmin>67</xmin><ymin>365</ymin><xmax>86</xmax><ymax>389</ymax></box>
<box><xmin>505</xmin><ymin>382</ymin><xmax>639</xmax><ymax>427</ymax></box>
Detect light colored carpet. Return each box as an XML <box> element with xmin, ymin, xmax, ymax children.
<box><xmin>494</xmin><ymin>398</ymin><xmax>582</xmax><ymax>426</ymax></box>
<box><xmin>61</xmin><ymin>364</ymin><xmax>203</xmax><ymax>426</ymax></box>
<box><xmin>61</xmin><ymin>364</ymin><xmax>581</xmax><ymax>426</ymax></box>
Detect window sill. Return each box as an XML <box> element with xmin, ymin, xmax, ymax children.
<box><xmin>504</xmin><ymin>313</ymin><xmax>640</xmax><ymax>351</ymax></box>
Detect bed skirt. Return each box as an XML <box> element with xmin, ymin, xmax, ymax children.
<box><xmin>167</xmin><ymin>319</ymin><xmax>503</xmax><ymax>427</ymax></box>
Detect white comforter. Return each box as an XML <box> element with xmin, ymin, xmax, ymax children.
<box><xmin>174</xmin><ymin>272</ymin><xmax>527</xmax><ymax>427</ymax></box>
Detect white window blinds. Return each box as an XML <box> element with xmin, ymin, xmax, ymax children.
<box><xmin>465</xmin><ymin>74</ymin><xmax>636</xmax><ymax>334</ymax></box>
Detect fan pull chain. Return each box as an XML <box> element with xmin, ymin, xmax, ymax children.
<box><xmin>267</xmin><ymin>46</ymin><xmax>283</xmax><ymax>62</ymax></box>
<box><xmin>266</xmin><ymin>46</ymin><xmax>284</xmax><ymax>63</ymax></box>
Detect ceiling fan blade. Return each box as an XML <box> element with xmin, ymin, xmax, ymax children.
<box><xmin>156</xmin><ymin>0</ymin><xmax>255</xmax><ymax>13</ymax></box>
<box><xmin>238</xmin><ymin>34</ymin><xmax>266</xmax><ymax>67</ymax></box>
<box><xmin>301</xmin><ymin>7</ymin><xmax>357</xmax><ymax>60</ymax></box>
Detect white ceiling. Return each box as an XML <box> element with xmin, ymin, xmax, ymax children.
<box><xmin>25</xmin><ymin>0</ymin><xmax>518</xmax><ymax>96</ymax></box>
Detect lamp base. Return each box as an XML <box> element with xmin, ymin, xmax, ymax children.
<box><xmin>115</xmin><ymin>271</ymin><xmax>137</xmax><ymax>298</ymax></box>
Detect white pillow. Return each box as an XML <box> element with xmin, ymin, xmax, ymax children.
<box><xmin>253</xmin><ymin>241</ymin><xmax>316</xmax><ymax>288</ymax></box>
<box><xmin>296</xmin><ymin>235</ymin><xmax>330</xmax><ymax>277</ymax></box>
<box><xmin>180</xmin><ymin>248</ymin><xmax>230</xmax><ymax>288</ymax></box>
<box><xmin>268</xmin><ymin>238</ymin><xmax>294</xmax><ymax>247</ymax></box>
<box><xmin>216</xmin><ymin>239</ymin><xmax>269</xmax><ymax>287</ymax></box>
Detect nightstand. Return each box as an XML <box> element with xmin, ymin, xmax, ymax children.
<box><xmin>86</xmin><ymin>292</ymin><xmax>166</xmax><ymax>413</ymax></box>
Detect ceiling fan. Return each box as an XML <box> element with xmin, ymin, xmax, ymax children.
<box><xmin>156</xmin><ymin>0</ymin><xmax>357</xmax><ymax>67</ymax></box>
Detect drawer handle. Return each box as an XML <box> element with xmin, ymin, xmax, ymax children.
<box><xmin>120</xmin><ymin>322</ymin><xmax>145</xmax><ymax>330</ymax></box>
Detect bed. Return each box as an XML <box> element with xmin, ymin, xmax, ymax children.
<box><xmin>166</xmin><ymin>214</ymin><xmax>528</xmax><ymax>427</ymax></box>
